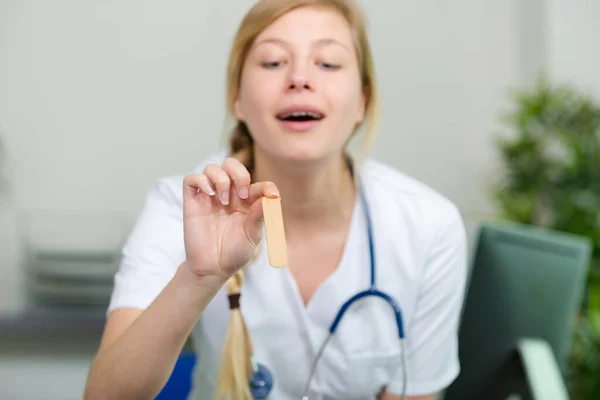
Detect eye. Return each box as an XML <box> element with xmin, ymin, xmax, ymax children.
<box><xmin>262</xmin><ymin>60</ymin><xmax>286</xmax><ymax>69</ymax></box>
<box><xmin>317</xmin><ymin>62</ymin><xmax>341</xmax><ymax>71</ymax></box>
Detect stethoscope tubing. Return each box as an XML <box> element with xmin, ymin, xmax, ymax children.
<box><xmin>251</xmin><ymin>169</ymin><xmax>408</xmax><ymax>400</ymax></box>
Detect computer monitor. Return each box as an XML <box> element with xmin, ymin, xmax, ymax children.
<box><xmin>445</xmin><ymin>221</ymin><xmax>591</xmax><ymax>399</ymax></box>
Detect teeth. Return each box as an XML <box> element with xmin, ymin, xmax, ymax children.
<box><xmin>280</xmin><ymin>111</ymin><xmax>323</xmax><ymax>119</ymax></box>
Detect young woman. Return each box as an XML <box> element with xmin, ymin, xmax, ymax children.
<box><xmin>84</xmin><ymin>1</ymin><xmax>468</xmax><ymax>399</ymax></box>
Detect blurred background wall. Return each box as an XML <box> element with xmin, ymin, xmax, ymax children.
<box><xmin>0</xmin><ymin>0</ymin><xmax>598</xmax><ymax>399</ymax></box>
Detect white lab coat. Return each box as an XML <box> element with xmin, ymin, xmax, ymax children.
<box><xmin>107</xmin><ymin>151</ymin><xmax>468</xmax><ymax>399</ymax></box>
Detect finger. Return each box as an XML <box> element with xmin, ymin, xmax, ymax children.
<box><xmin>244</xmin><ymin>182</ymin><xmax>280</xmax><ymax>246</ymax></box>
<box><xmin>245</xmin><ymin>198</ymin><xmax>265</xmax><ymax>247</ymax></box>
<box><xmin>246</xmin><ymin>181</ymin><xmax>280</xmax><ymax>204</ymax></box>
<box><xmin>204</xmin><ymin>164</ymin><xmax>231</xmax><ymax>205</ymax></box>
<box><xmin>182</xmin><ymin>174</ymin><xmax>214</xmax><ymax>216</ymax></box>
<box><xmin>183</xmin><ymin>173</ymin><xmax>216</xmax><ymax>197</ymax></box>
<box><xmin>222</xmin><ymin>157</ymin><xmax>251</xmax><ymax>200</ymax></box>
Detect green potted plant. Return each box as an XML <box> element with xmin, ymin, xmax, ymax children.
<box><xmin>493</xmin><ymin>75</ymin><xmax>600</xmax><ymax>399</ymax></box>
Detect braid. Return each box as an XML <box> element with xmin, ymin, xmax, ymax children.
<box><xmin>215</xmin><ymin>270</ymin><xmax>254</xmax><ymax>400</ymax></box>
<box><xmin>229</xmin><ymin>121</ymin><xmax>254</xmax><ymax>173</ymax></box>
<box><xmin>215</xmin><ymin>120</ymin><xmax>259</xmax><ymax>399</ymax></box>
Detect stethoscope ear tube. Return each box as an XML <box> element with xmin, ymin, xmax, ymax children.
<box><xmin>328</xmin><ymin>288</ymin><xmax>405</xmax><ymax>339</ymax></box>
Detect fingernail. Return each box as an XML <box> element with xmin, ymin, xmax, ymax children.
<box><xmin>204</xmin><ymin>184</ymin><xmax>215</xmax><ymax>196</ymax></box>
<box><xmin>239</xmin><ymin>186</ymin><xmax>249</xmax><ymax>199</ymax></box>
<box><xmin>267</xmin><ymin>190</ymin><xmax>280</xmax><ymax>199</ymax></box>
<box><xmin>220</xmin><ymin>190</ymin><xmax>229</xmax><ymax>205</ymax></box>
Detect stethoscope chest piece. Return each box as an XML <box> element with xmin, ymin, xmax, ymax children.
<box><xmin>250</xmin><ymin>363</ymin><xmax>274</xmax><ymax>399</ymax></box>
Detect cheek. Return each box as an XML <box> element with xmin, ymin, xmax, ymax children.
<box><xmin>239</xmin><ymin>72</ymin><xmax>282</xmax><ymax>120</ymax></box>
<box><xmin>325</xmin><ymin>79</ymin><xmax>363</xmax><ymax>122</ymax></box>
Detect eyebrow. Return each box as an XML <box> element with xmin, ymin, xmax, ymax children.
<box><xmin>254</xmin><ymin>37</ymin><xmax>351</xmax><ymax>53</ymax></box>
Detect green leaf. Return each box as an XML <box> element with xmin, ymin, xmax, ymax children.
<box><xmin>589</xmin><ymin>283</ymin><xmax>600</xmax><ymax>336</ymax></box>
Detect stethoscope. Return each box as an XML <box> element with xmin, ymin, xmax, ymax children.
<box><xmin>247</xmin><ymin>166</ymin><xmax>408</xmax><ymax>400</ymax></box>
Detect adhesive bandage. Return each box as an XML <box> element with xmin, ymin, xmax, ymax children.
<box><xmin>261</xmin><ymin>197</ymin><xmax>288</xmax><ymax>268</ymax></box>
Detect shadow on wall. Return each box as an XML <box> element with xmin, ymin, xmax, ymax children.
<box><xmin>0</xmin><ymin>128</ymin><xmax>9</xmax><ymax>200</ymax></box>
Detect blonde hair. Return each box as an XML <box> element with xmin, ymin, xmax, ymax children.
<box><xmin>216</xmin><ymin>271</ymin><xmax>254</xmax><ymax>400</ymax></box>
<box><xmin>217</xmin><ymin>1</ymin><xmax>379</xmax><ymax>398</ymax></box>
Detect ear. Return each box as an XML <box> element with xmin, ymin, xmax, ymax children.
<box><xmin>234</xmin><ymin>97</ymin><xmax>245</xmax><ymax>121</ymax></box>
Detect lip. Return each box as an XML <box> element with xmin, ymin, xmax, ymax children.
<box><xmin>278</xmin><ymin>119</ymin><xmax>321</xmax><ymax>132</ymax></box>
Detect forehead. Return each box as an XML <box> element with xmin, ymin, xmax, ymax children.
<box><xmin>253</xmin><ymin>6</ymin><xmax>354</xmax><ymax>47</ymax></box>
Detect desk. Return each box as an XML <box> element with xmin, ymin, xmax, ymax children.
<box><xmin>0</xmin><ymin>304</ymin><xmax>194</xmax><ymax>399</ymax></box>
<box><xmin>0</xmin><ymin>306</ymin><xmax>106</xmax><ymax>334</ymax></box>
<box><xmin>0</xmin><ymin>306</ymin><xmax>105</xmax><ymax>400</ymax></box>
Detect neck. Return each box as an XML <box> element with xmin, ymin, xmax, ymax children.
<box><xmin>252</xmin><ymin>149</ymin><xmax>356</xmax><ymax>238</ymax></box>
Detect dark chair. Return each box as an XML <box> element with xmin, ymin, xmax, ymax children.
<box><xmin>155</xmin><ymin>350</ymin><xmax>197</xmax><ymax>400</ymax></box>
<box><xmin>445</xmin><ymin>221</ymin><xmax>592</xmax><ymax>400</ymax></box>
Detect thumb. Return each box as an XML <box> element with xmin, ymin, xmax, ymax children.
<box><xmin>243</xmin><ymin>182</ymin><xmax>280</xmax><ymax>247</ymax></box>
<box><xmin>244</xmin><ymin>197</ymin><xmax>265</xmax><ymax>247</ymax></box>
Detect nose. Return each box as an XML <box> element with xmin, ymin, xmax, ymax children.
<box><xmin>287</xmin><ymin>65</ymin><xmax>313</xmax><ymax>92</ymax></box>
<box><xmin>289</xmin><ymin>75</ymin><xmax>310</xmax><ymax>90</ymax></box>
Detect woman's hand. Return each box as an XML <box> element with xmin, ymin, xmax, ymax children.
<box><xmin>182</xmin><ymin>157</ymin><xmax>279</xmax><ymax>280</ymax></box>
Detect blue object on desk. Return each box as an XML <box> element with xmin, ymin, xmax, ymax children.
<box><xmin>155</xmin><ymin>351</ymin><xmax>197</xmax><ymax>400</ymax></box>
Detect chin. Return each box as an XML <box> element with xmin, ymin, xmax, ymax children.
<box><xmin>272</xmin><ymin>143</ymin><xmax>339</xmax><ymax>166</ymax></box>
<box><xmin>255</xmin><ymin>125</ymin><xmax>346</xmax><ymax>166</ymax></box>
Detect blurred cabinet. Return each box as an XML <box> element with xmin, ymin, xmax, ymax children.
<box><xmin>20</xmin><ymin>210</ymin><xmax>130</xmax><ymax>309</ymax></box>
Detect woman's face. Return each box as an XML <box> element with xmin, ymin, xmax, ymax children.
<box><xmin>234</xmin><ymin>6</ymin><xmax>366</xmax><ymax>165</ymax></box>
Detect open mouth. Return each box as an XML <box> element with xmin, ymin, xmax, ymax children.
<box><xmin>276</xmin><ymin>111</ymin><xmax>325</xmax><ymax>122</ymax></box>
